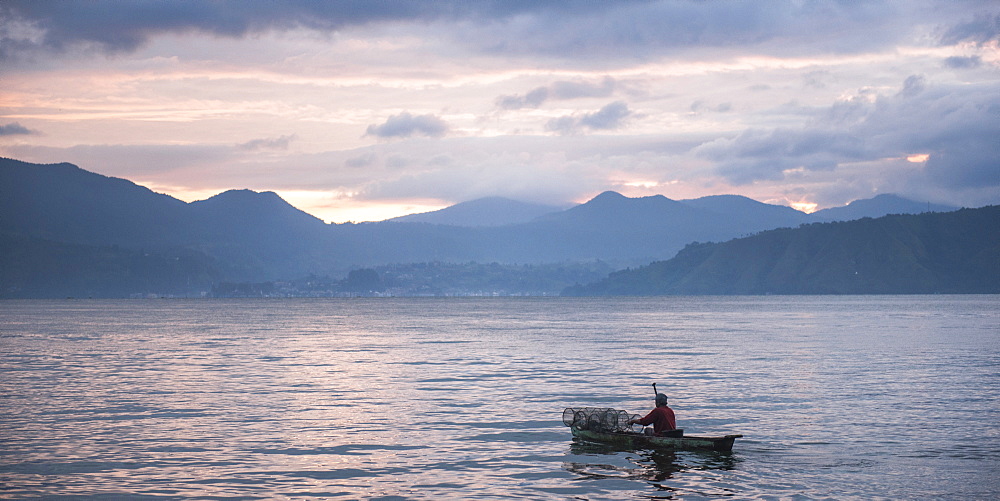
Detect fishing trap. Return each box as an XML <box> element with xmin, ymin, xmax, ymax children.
<box><xmin>562</xmin><ymin>407</ymin><xmax>642</xmax><ymax>433</ymax></box>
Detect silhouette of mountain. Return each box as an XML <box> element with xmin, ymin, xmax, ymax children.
<box><xmin>537</xmin><ymin>191</ymin><xmax>695</xmax><ymax>224</ymax></box>
<box><xmin>812</xmin><ymin>194</ymin><xmax>957</xmax><ymax>222</ymax></box>
<box><xmin>492</xmin><ymin>191</ymin><xmax>735</xmax><ymax>264</ymax></box>
<box><xmin>0</xmin><ymin>158</ymin><xmax>329</xmax><ymax>282</ymax></box>
<box><xmin>186</xmin><ymin>189</ymin><xmax>331</xmax><ymax>280</ymax></box>
<box><xmin>0</xmin><ymin>158</ymin><xmax>190</xmax><ymax>247</ymax></box>
<box><xmin>679</xmin><ymin>194</ymin><xmax>814</xmax><ymax>232</ymax></box>
<box><xmin>192</xmin><ymin>189</ymin><xmax>325</xmax><ymax>230</ymax></box>
<box><xmin>1</xmin><ymin>158</ymin><xmax>983</xmax><ymax>297</ymax></box>
<box><xmin>563</xmin><ymin>206</ymin><xmax>1000</xmax><ymax>295</ymax></box>
<box><xmin>387</xmin><ymin>197</ymin><xmax>565</xmax><ymax>226</ymax></box>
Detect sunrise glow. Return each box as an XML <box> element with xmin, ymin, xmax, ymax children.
<box><xmin>0</xmin><ymin>1</ymin><xmax>996</xmax><ymax>218</ymax></box>
<box><xmin>790</xmin><ymin>202</ymin><xmax>819</xmax><ymax>213</ymax></box>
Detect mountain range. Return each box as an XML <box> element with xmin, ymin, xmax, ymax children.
<box><xmin>0</xmin><ymin>157</ymin><xmax>970</xmax><ymax>297</ymax></box>
<box><xmin>385</xmin><ymin>191</ymin><xmax>955</xmax><ymax>228</ymax></box>
<box><xmin>387</xmin><ymin>197</ymin><xmax>568</xmax><ymax>226</ymax></box>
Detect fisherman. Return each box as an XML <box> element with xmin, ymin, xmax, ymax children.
<box><xmin>629</xmin><ymin>393</ymin><xmax>676</xmax><ymax>436</ymax></box>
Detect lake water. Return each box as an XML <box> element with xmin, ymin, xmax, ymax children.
<box><xmin>2</xmin><ymin>296</ymin><xmax>998</xmax><ymax>499</ymax></box>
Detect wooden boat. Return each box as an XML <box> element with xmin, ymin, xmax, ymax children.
<box><xmin>571</xmin><ymin>427</ymin><xmax>742</xmax><ymax>452</ymax></box>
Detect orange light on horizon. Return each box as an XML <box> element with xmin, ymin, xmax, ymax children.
<box><xmin>790</xmin><ymin>201</ymin><xmax>819</xmax><ymax>213</ymax></box>
<box><xmin>133</xmin><ymin>182</ymin><xmax>449</xmax><ymax>224</ymax></box>
<box><xmin>906</xmin><ymin>153</ymin><xmax>930</xmax><ymax>163</ymax></box>
<box><xmin>278</xmin><ymin>191</ymin><xmax>449</xmax><ymax>224</ymax></box>
<box><xmin>621</xmin><ymin>180</ymin><xmax>660</xmax><ymax>189</ymax></box>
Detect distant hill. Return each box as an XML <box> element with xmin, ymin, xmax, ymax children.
<box><xmin>0</xmin><ymin>159</ymin><xmax>191</xmax><ymax>247</ymax></box>
<box><xmin>812</xmin><ymin>194</ymin><xmax>957</xmax><ymax>222</ymax></box>
<box><xmin>387</xmin><ymin>197</ymin><xmax>565</xmax><ymax>226</ymax></box>
<box><xmin>1</xmin><ymin>157</ymin><xmax>981</xmax><ymax>297</ymax></box>
<box><xmin>492</xmin><ymin>191</ymin><xmax>740</xmax><ymax>263</ymax></box>
<box><xmin>563</xmin><ymin>206</ymin><xmax>1000</xmax><ymax>295</ymax></box>
<box><xmin>537</xmin><ymin>191</ymin><xmax>700</xmax><ymax>225</ymax></box>
<box><xmin>388</xmin><ymin>191</ymin><xmax>946</xmax><ymax>230</ymax></box>
<box><xmin>186</xmin><ymin>189</ymin><xmax>331</xmax><ymax>279</ymax></box>
<box><xmin>0</xmin><ymin>157</ymin><xmax>330</xmax><ymax>282</ymax></box>
<box><xmin>678</xmin><ymin>194</ymin><xmax>814</xmax><ymax>234</ymax></box>
<box><xmin>191</xmin><ymin>189</ymin><xmax>325</xmax><ymax>231</ymax></box>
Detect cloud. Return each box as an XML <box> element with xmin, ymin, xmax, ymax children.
<box><xmin>0</xmin><ymin>1</ymin><xmax>646</xmax><ymax>61</ymax></box>
<box><xmin>694</xmin><ymin>78</ymin><xmax>1000</xmax><ymax>189</ymax></box>
<box><xmin>463</xmin><ymin>0</ymin><xmax>918</xmax><ymax>61</ymax></box>
<box><xmin>497</xmin><ymin>87</ymin><xmax>550</xmax><ymax>110</ymax></box>
<box><xmin>4</xmin><ymin>1</ymin><xmax>998</xmax><ymax>216</ymax></box>
<box><xmin>580</xmin><ymin>101</ymin><xmax>632</xmax><ymax>129</ymax></box>
<box><xmin>0</xmin><ymin>1</ymin><xmax>439</xmax><ymax>58</ymax></box>
<box><xmin>943</xmin><ymin>55</ymin><xmax>982</xmax><ymax>69</ymax></box>
<box><xmin>4</xmin><ymin>0</ymin><xmax>968</xmax><ymax>64</ymax></box>
<box><xmin>940</xmin><ymin>12</ymin><xmax>1000</xmax><ymax>45</ymax></box>
<box><xmin>345</xmin><ymin>151</ymin><xmax>378</xmax><ymax>168</ymax></box>
<box><xmin>0</xmin><ymin>122</ymin><xmax>37</xmax><ymax>136</ymax></box>
<box><xmin>690</xmin><ymin>101</ymin><xmax>733</xmax><ymax>113</ymax></box>
<box><xmin>544</xmin><ymin>116</ymin><xmax>577</xmax><ymax>135</ymax></box>
<box><xmin>497</xmin><ymin>77</ymin><xmax>617</xmax><ymax>110</ymax></box>
<box><xmin>355</xmin><ymin>147</ymin><xmax>607</xmax><ymax>204</ymax></box>
<box><xmin>696</xmin><ymin>128</ymin><xmax>854</xmax><ymax>184</ymax></box>
<box><xmin>897</xmin><ymin>74</ymin><xmax>925</xmax><ymax>98</ymax></box>
<box><xmin>546</xmin><ymin>101</ymin><xmax>633</xmax><ymax>135</ymax></box>
<box><xmin>237</xmin><ymin>134</ymin><xmax>296</xmax><ymax>151</ymax></box>
<box><xmin>924</xmin><ymin>136</ymin><xmax>999</xmax><ymax>189</ymax></box>
<box><xmin>365</xmin><ymin>112</ymin><xmax>449</xmax><ymax>139</ymax></box>
<box><xmin>2</xmin><ymin>143</ymin><xmax>234</xmax><ymax>180</ymax></box>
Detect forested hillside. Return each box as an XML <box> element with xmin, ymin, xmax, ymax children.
<box><xmin>563</xmin><ymin>206</ymin><xmax>1000</xmax><ymax>295</ymax></box>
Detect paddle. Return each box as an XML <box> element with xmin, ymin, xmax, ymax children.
<box><xmin>629</xmin><ymin>383</ymin><xmax>660</xmax><ymax>432</ymax></box>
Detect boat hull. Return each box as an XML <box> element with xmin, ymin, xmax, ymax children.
<box><xmin>571</xmin><ymin>427</ymin><xmax>742</xmax><ymax>452</ymax></box>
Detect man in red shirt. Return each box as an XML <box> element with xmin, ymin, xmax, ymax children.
<box><xmin>630</xmin><ymin>393</ymin><xmax>676</xmax><ymax>436</ymax></box>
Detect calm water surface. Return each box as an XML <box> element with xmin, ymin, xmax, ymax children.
<box><xmin>2</xmin><ymin>296</ymin><xmax>998</xmax><ymax>499</ymax></box>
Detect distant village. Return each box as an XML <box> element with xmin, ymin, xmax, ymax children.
<box><xmin>135</xmin><ymin>261</ymin><xmax>615</xmax><ymax>299</ymax></box>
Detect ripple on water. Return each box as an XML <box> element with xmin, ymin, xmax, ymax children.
<box><xmin>1</xmin><ymin>296</ymin><xmax>998</xmax><ymax>499</ymax></box>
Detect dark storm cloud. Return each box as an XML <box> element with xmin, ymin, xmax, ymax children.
<box><xmin>695</xmin><ymin>78</ymin><xmax>1000</xmax><ymax>189</ymax></box>
<box><xmin>546</xmin><ymin>101</ymin><xmax>632</xmax><ymax>135</ymax></box>
<box><xmin>0</xmin><ymin>122</ymin><xmax>37</xmax><ymax>136</ymax></box>
<box><xmin>2</xmin><ymin>0</ymin><xmax>431</xmax><ymax>56</ymax></box>
<box><xmin>0</xmin><ymin>0</ymin><xmax>647</xmax><ymax>60</ymax></box>
<box><xmin>365</xmin><ymin>112</ymin><xmax>449</xmax><ymax>139</ymax></box>
<box><xmin>497</xmin><ymin>78</ymin><xmax>616</xmax><ymax>110</ymax></box>
<box><xmin>5</xmin><ymin>0</ymin><xmax>972</xmax><ymax>63</ymax></box>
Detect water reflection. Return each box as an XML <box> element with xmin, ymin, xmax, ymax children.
<box><xmin>3</xmin><ymin>297</ymin><xmax>997</xmax><ymax>499</ymax></box>
<box><xmin>565</xmin><ymin>438</ymin><xmax>739</xmax><ymax>485</ymax></box>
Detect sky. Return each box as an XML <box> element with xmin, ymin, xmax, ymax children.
<box><xmin>1</xmin><ymin>1</ymin><xmax>998</xmax><ymax>223</ymax></box>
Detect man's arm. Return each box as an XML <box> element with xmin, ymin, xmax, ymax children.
<box><xmin>629</xmin><ymin>410</ymin><xmax>656</xmax><ymax>426</ymax></box>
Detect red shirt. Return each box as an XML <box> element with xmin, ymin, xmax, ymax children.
<box><xmin>637</xmin><ymin>405</ymin><xmax>676</xmax><ymax>434</ymax></box>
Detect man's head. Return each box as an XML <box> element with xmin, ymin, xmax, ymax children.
<box><xmin>655</xmin><ymin>393</ymin><xmax>668</xmax><ymax>406</ymax></box>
